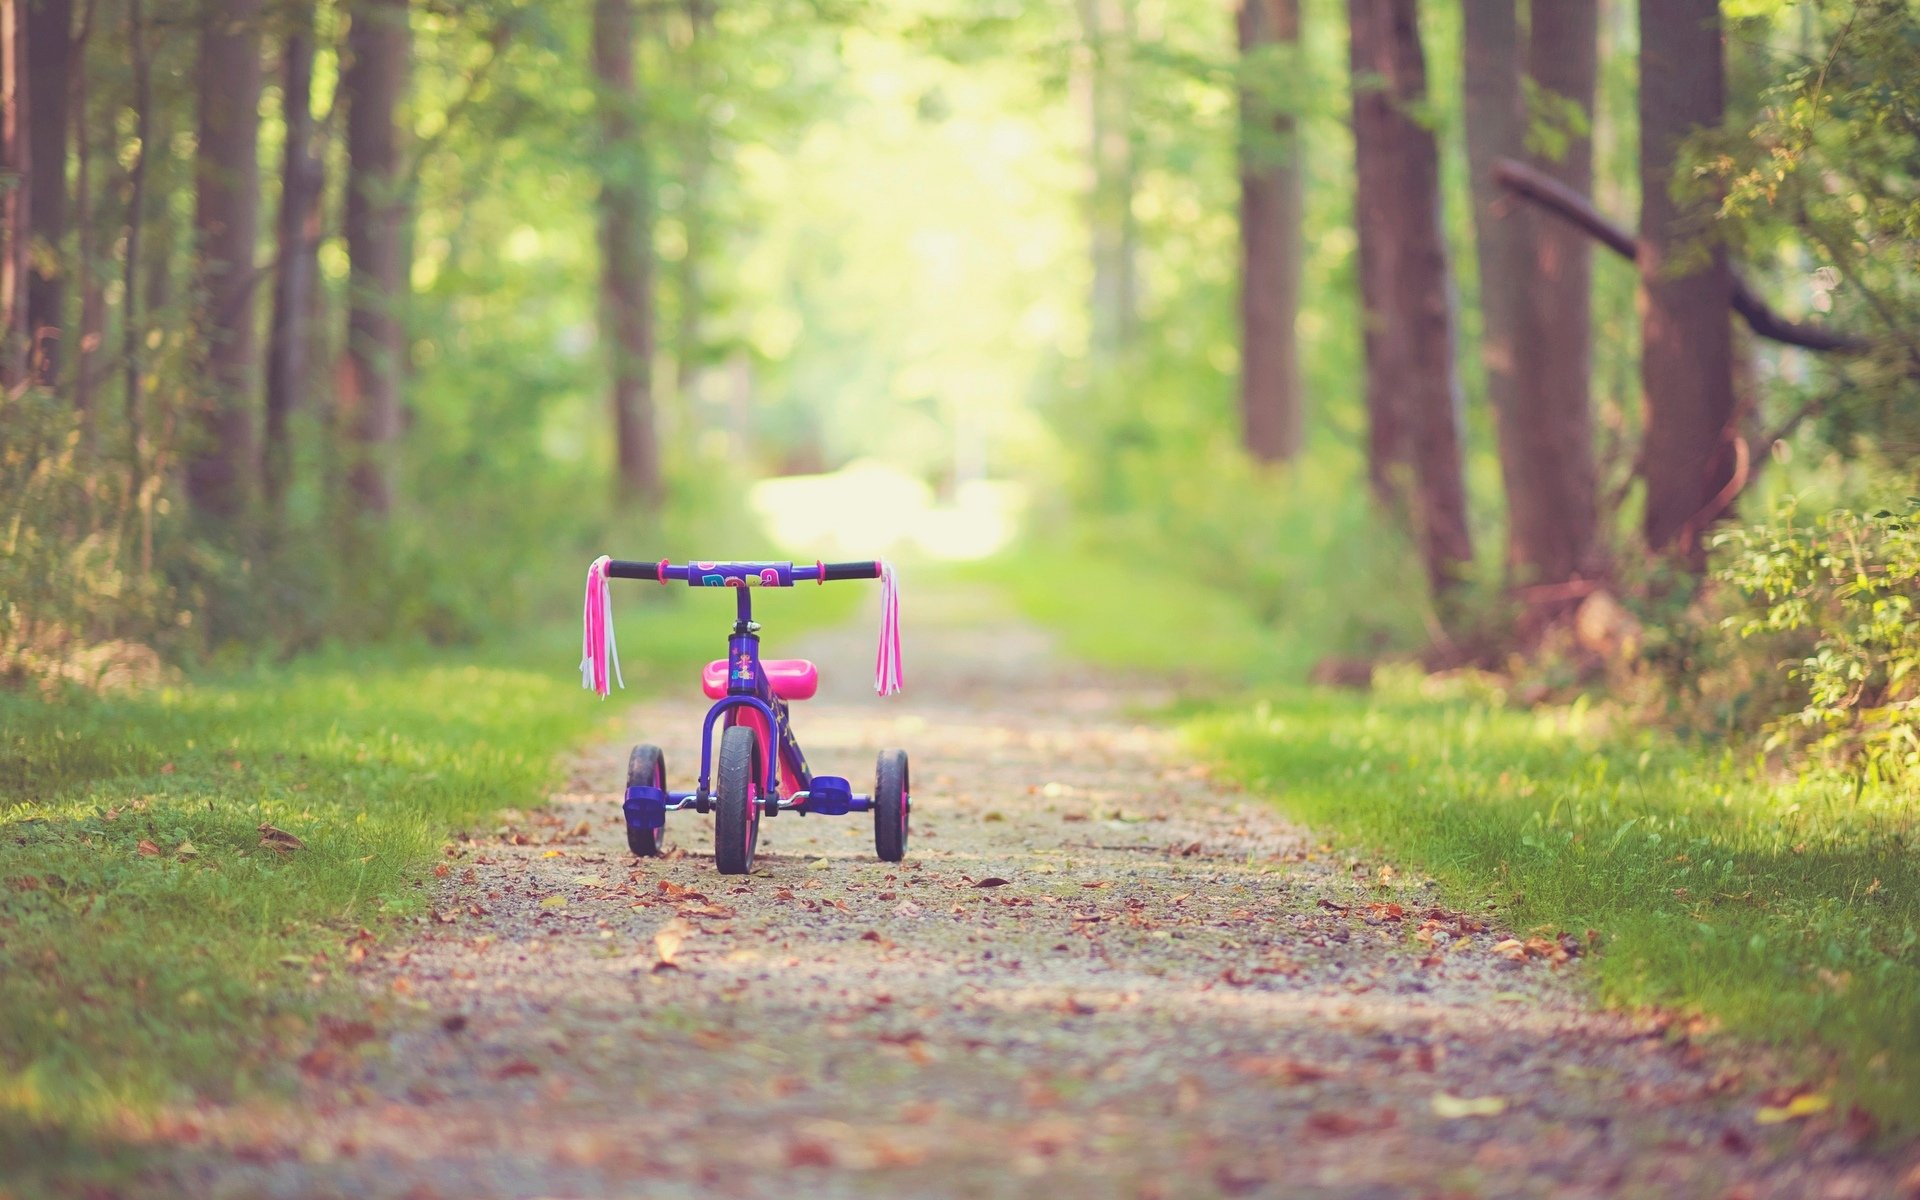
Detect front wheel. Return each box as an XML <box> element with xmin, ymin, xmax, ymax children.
<box><xmin>626</xmin><ymin>744</ymin><xmax>667</xmax><ymax>857</ymax></box>
<box><xmin>714</xmin><ymin>725</ymin><xmax>762</xmax><ymax>875</ymax></box>
<box><xmin>874</xmin><ymin>749</ymin><xmax>909</xmax><ymax>863</ymax></box>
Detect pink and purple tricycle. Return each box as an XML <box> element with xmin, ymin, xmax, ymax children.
<box><xmin>580</xmin><ymin>556</ymin><xmax>907</xmax><ymax>875</ymax></box>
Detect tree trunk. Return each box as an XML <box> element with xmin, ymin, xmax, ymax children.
<box><xmin>187</xmin><ymin>0</ymin><xmax>263</xmax><ymax>522</ymax></box>
<box><xmin>72</xmin><ymin>0</ymin><xmax>99</xmax><ymax>436</ymax></box>
<box><xmin>1637</xmin><ymin>0</ymin><xmax>1733</xmax><ymax>565</ymax></box>
<box><xmin>1349</xmin><ymin>0</ymin><xmax>1474</xmax><ymax>600</ymax></box>
<box><xmin>123</xmin><ymin>0</ymin><xmax>151</xmax><ymax>497</ymax></box>
<box><xmin>670</xmin><ymin>0</ymin><xmax>709</xmax><ymax>412</ymax></box>
<box><xmin>25</xmin><ymin>0</ymin><xmax>69</xmax><ymax>386</ymax></box>
<box><xmin>340</xmin><ymin>0</ymin><xmax>409</xmax><ymax>517</ymax></box>
<box><xmin>1237</xmin><ymin>0</ymin><xmax>1303</xmax><ymax>462</ymax></box>
<box><xmin>1508</xmin><ymin>0</ymin><xmax>1600</xmax><ymax>594</ymax></box>
<box><xmin>592</xmin><ymin>0</ymin><xmax>661</xmax><ymax>507</ymax></box>
<box><xmin>265</xmin><ymin>17</ymin><xmax>321</xmax><ymax>529</ymax></box>
<box><xmin>0</xmin><ymin>0</ymin><xmax>27</xmax><ymax>387</ymax></box>
<box><xmin>1466</xmin><ymin>0</ymin><xmax>1602</xmax><ymax>609</ymax></box>
<box><xmin>1077</xmin><ymin>0</ymin><xmax>1137</xmax><ymax>363</ymax></box>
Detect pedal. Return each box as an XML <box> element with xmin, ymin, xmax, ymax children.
<box><xmin>803</xmin><ymin>776</ymin><xmax>854</xmax><ymax>815</ymax></box>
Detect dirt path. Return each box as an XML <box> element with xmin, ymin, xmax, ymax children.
<box><xmin>164</xmin><ymin>586</ymin><xmax>1906</xmax><ymax>1199</ymax></box>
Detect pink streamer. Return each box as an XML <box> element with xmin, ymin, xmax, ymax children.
<box><xmin>875</xmin><ymin>561</ymin><xmax>903</xmax><ymax>696</ymax></box>
<box><xmin>580</xmin><ymin>555</ymin><xmax>624</xmax><ymax>698</ymax></box>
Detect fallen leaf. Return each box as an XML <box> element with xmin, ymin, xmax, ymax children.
<box><xmin>1236</xmin><ymin>1056</ymin><xmax>1335</xmax><ymax>1084</ymax></box>
<box><xmin>1431</xmin><ymin>1092</ymin><xmax>1507</xmax><ymax>1119</ymax></box>
<box><xmin>174</xmin><ymin>840</ymin><xmax>198</xmax><ymax>858</ymax></box>
<box><xmin>1755</xmin><ymin>1093</ymin><xmax>1830</xmax><ymax>1125</ymax></box>
<box><xmin>786</xmin><ymin>1137</ymin><xmax>836</xmax><ymax>1167</ymax></box>
<box><xmin>492</xmin><ymin>1057</ymin><xmax>540</xmax><ymax>1079</ymax></box>
<box><xmin>654</xmin><ymin>918</ymin><xmax>690</xmax><ymax>965</ymax></box>
<box><xmin>808</xmin><ymin>858</ymin><xmax>832</xmax><ymax>870</ymax></box>
<box><xmin>973</xmin><ymin>877</ymin><xmax>1012</xmax><ymax>888</ymax></box>
<box><xmin>538</xmin><ymin>895</ymin><xmax>568</xmax><ymax>910</ymax></box>
<box><xmin>679</xmin><ymin>902</ymin><xmax>736</xmax><ymax>919</ymax></box>
<box><xmin>258</xmin><ymin>824</ymin><xmax>306</xmax><ymax>854</ymax></box>
<box><xmin>137</xmin><ymin>839</ymin><xmax>161</xmax><ymax>857</ymax></box>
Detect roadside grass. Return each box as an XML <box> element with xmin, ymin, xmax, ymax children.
<box><xmin>0</xmin><ymin>583</ymin><xmax>855</xmax><ymax>1151</ymax></box>
<box><xmin>997</xmin><ymin>549</ymin><xmax>1920</xmax><ymax>1128</ymax></box>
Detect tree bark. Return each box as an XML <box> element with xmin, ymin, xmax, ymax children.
<box><xmin>123</xmin><ymin>0</ymin><xmax>151</xmax><ymax>496</ymax></box>
<box><xmin>340</xmin><ymin>0</ymin><xmax>409</xmax><ymax>517</ymax></box>
<box><xmin>0</xmin><ymin>0</ymin><xmax>27</xmax><ymax>387</ymax></box>
<box><xmin>1466</xmin><ymin>0</ymin><xmax>1602</xmax><ymax>605</ymax></box>
<box><xmin>1349</xmin><ymin>0</ymin><xmax>1474</xmax><ymax>601</ymax></box>
<box><xmin>593</xmin><ymin>0</ymin><xmax>661</xmax><ymax>507</ymax></box>
<box><xmin>265</xmin><ymin>16</ymin><xmax>321</xmax><ymax>529</ymax></box>
<box><xmin>1508</xmin><ymin>0</ymin><xmax>1600</xmax><ymax>592</ymax></box>
<box><xmin>1237</xmin><ymin>0</ymin><xmax>1303</xmax><ymax>462</ymax></box>
<box><xmin>187</xmin><ymin>0</ymin><xmax>263</xmax><ymax>522</ymax></box>
<box><xmin>1637</xmin><ymin>0</ymin><xmax>1733</xmax><ymax>565</ymax></box>
<box><xmin>25</xmin><ymin>0</ymin><xmax>69</xmax><ymax>386</ymax></box>
<box><xmin>1077</xmin><ymin>0</ymin><xmax>1137</xmax><ymax>363</ymax></box>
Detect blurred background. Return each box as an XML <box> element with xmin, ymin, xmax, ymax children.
<box><xmin>2</xmin><ymin>0</ymin><xmax>1915</xmax><ymax>697</ymax></box>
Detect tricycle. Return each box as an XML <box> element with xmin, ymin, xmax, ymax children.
<box><xmin>580</xmin><ymin>557</ymin><xmax>907</xmax><ymax>875</ymax></box>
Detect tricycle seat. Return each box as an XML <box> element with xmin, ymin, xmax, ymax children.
<box><xmin>702</xmin><ymin>658</ymin><xmax>819</xmax><ymax>701</ymax></box>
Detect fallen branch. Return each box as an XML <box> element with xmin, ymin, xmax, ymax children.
<box><xmin>1492</xmin><ymin>157</ymin><xmax>1869</xmax><ymax>355</ymax></box>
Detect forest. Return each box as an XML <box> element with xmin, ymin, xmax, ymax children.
<box><xmin>6</xmin><ymin>0</ymin><xmax>1920</xmax><ymax>1191</ymax></box>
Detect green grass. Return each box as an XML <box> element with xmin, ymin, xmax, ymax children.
<box><xmin>998</xmin><ymin>548</ymin><xmax>1920</xmax><ymax>1127</ymax></box>
<box><xmin>963</xmin><ymin>548</ymin><xmax>1304</xmax><ymax>686</ymax></box>
<box><xmin>0</xmin><ymin>582</ymin><xmax>856</xmax><ymax>1146</ymax></box>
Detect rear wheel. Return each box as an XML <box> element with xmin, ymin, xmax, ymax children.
<box><xmin>874</xmin><ymin>749</ymin><xmax>909</xmax><ymax>863</ymax></box>
<box><xmin>715</xmin><ymin>726</ymin><xmax>762</xmax><ymax>875</ymax></box>
<box><xmin>625</xmin><ymin>744</ymin><xmax>667</xmax><ymax>857</ymax></box>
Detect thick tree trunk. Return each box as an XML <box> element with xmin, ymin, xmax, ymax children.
<box><xmin>592</xmin><ymin>0</ymin><xmax>661</xmax><ymax>507</ymax></box>
<box><xmin>0</xmin><ymin>0</ymin><xmax>27</xmax><ymax>387</ymax></box>
<box><xmin>1077</xmin><ymin>0</ymin><xmax>1137</xmax><ymax>363</ymax></box>
<box><xmin>187</xmin><ymin>0</ymin><xmax>263</xmax><ymax>522</ymax></box>
<box><xmin>1637</xmin><ymin>0</ymin><xmax>1733</xmax><ymax>565</ymax></box>
<box><xmin>265</xmin><ymin>19</ymin><xmax>321</xmax><ymax>528</ymax></box>
<box><xmin>1509</xmin><ymin>0</ymin><xmax>1600</xmax><ymax>593</ymax></box>
<box><xmin>341</xmin><ymin>0</ymin><xmax>409</xmax><ymax>517</ymax></box>
<box><xmin>1349</xmin><ymin>0</ymin><xmax>1473</xmax><ymax>600</ymax></box>
<box><xmin>1466</xmin><ymin>0</ymin><xmax>1602</xmax><ymax>607</ymax></box>
<box><xmin>25</xmin><ymin>0</ymin><xmax>69</xmax><ymax>385</ymax></box>
<box><xmin>1237</xmin><ymin>0</ymin><xmax>1303</xmax><ymax>462</ymax></box>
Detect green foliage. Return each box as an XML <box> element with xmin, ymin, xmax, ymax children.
<box><xmin>1714</xmin><ymin>499</ymin><xmax>1920</xmax><ymax>780</ymax></box>
<box><xmin>1191</xmin><ymin>683</ymin><xmax>1920</xmax><ymax>1128</ymax></box>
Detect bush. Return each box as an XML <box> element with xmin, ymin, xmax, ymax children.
<box><xmin>1712</xmin><ymin>498</ymin><xmax>1920</xmax><ymax>781</ymax></box>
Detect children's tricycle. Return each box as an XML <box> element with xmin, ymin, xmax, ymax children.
<box><xmin>580</xmin><ymin>557</ymin><xmax>907</xmax><ymax>875</ymax></box>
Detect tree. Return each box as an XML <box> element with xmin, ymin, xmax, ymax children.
<box><xmin>0</xmin><ymin>0</ymin><xmax>26</xmax><ymax>387</ymax></box>
<box><xmin>340</xmin><ymin>0</ymin><xmax>410</xmax><ymax>517</ymax></box>
<box><xmin>1638</xmin><ymin>0</ymin><xmax>1733</xmax><ymax>566</ymax></box>
<box><xmin>265</xmin><ymin>10</ymin><xmax>322</xmax><ymax>529</ymax></box>
<box><xmin>1463</xmin><ymin>0</ymin><xmax>1601</xmax><ymax>613</ymax></box>
<box><xmin>1077</xmin><ymin>0</ymin><xmax>1137</xmax><ymax>363</ymax></box>
<box><xmin>1349</xmin><ymin>0</ymin><xmax>1473</xmax><ymax>602</ymax></box>
<box><xmin>187</xmin><ymin>0</ymin><xmax>263</xmax><ymax>521</ymax></box>
<box><xmin>592</xmin><ymin>0</ymin><xmax>662</xmax><ymax>507</ymax></box>
<box><xmin>25</xmin><ymin>0</ymin><xmax>70</xmax><ymax>386</ymax></box>
<box><xmin>1237</xmin><ymin>0</ymin><xmax>1303</xmax><ymax>463</ymax></box>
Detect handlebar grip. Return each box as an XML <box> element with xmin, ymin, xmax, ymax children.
<box><xmin>820</xmin><ymin>561</ymin><xmax>881</xmax><ymax>581</ymax></box>
<box><xmin>606</xmin><ymin>559</ymin><xmax>665</xmax><ymax>580</ymax></box>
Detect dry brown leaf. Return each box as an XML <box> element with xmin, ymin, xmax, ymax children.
<box><xmin>972</xmin><ymin>877</ymin><xmax>1011</xmax><ymax>888</ymax></box>
<box><xmin>136</xmin><ymin>839</ymin><xmax>161</xmax><ymax>856</ymax></box>
<box><xmin>258</xmin><ymin>823</ymin><xmax>306</xmax><ymax>853</ymax></box>
<box><xmin>1236</xmin><ymin>1056</ymin><xmax>1335</xmax><ymax>1084</ymax></box>
<box><xmin>654</xmin><ymin>917</ymin><xmax>691</xmax><ymax>965</ymax></box>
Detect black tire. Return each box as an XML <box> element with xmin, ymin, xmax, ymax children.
<box><xmin>874</xmin><ymin>748</ymin><xmax>909</xmax><ymax>863</ymax></box>
<box><xmin>714</xmin><ymin>725</ymin><xmax>762</xmax><ymax>875</ymax></box>
<box><xmin>625</xmin><ymin>744</ymin><xmax>667</xmax><ymax>857</ymax></box>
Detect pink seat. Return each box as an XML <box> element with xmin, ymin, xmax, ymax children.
<box><xmin>702</xmin><ymin>658</ymin><xmax>819</xmax><ymax>701</ymax></box>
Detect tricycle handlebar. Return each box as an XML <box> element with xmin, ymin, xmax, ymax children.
<box><xmin>605</xmin><ymin>559</ymin><xmax>882</xmax><ymax>587</ymax></box>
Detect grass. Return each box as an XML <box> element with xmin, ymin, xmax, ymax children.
<box><xmin>998</xmin><ymin>546</ymin><xmax>1920</xmax><ymax>1128</ymax></box>
<box><xmin>0</xmin><ymin>581</ymin><xmax>857</xmax><ymax>1152</ymax></box>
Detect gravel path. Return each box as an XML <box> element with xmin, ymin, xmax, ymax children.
<box><xmin>160</xmin><ymin>585</ymin><xmax>1911</xmax><ymax>1200</ymax></box>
